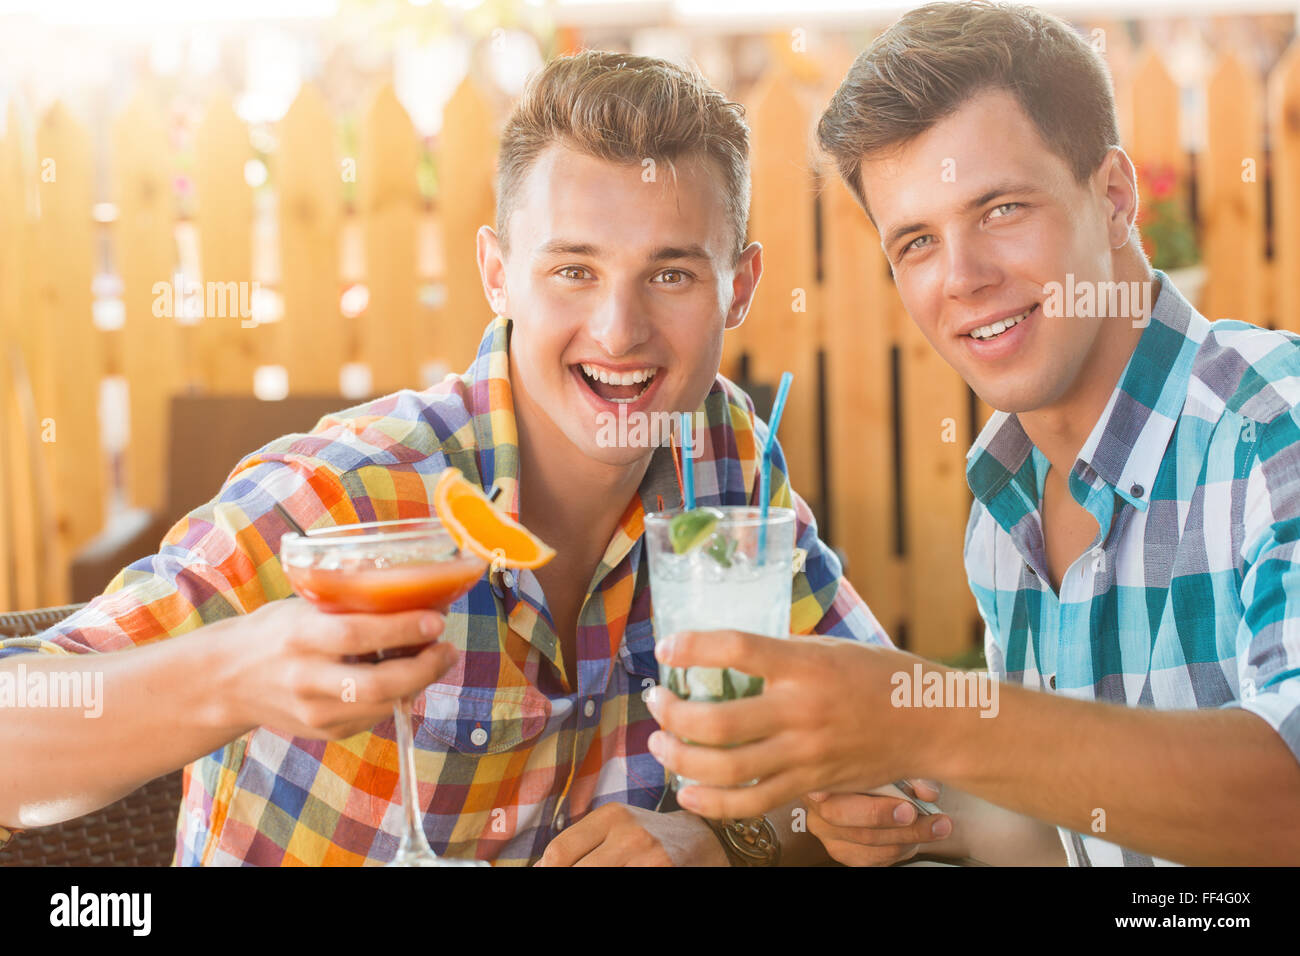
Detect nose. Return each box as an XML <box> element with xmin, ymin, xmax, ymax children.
<box><xmin>587</xmin><ymin>284</ymin><xmax>651</xmax><ymax>358</ymax></box>
<box><xmin>940</xmin><ymin>227</ymin><xmax>1001</xmax><ymax>302</ymax></box>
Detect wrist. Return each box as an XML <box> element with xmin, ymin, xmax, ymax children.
<box><xmin>182</xmin><ymin>619</ymin><xmax>257</xmax><ymax>739</ymax></box>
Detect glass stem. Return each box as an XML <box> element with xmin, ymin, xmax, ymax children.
<box><xmin>393</xmin><ymin>696</ymin><xmax>437</xmax><ymax>858</ymax></box>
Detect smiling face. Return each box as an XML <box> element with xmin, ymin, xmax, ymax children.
<box><xmin>477</xmin><ymin>143</ymin><xmax>760</xmax><ymax>468</ymax></box>
<box><xmin>858</xmin><ymin>87</ymin><xmax>1136</xmax><ymax>415</ymax></box>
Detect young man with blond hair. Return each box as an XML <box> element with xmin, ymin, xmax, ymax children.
<box><xmin>647</xmin><ymin>1</ymin><xmax>1300</xmax><ymax>866</ymax></box>
<box><xmin>0</xmin><ymin>51</ymin><xmax>888</xmax><ymax>866</ymax></box>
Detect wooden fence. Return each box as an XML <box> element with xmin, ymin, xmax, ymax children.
<box><xmin>1</xmin><ymin>39</ymin><xmax>1298</xmax><ymax>663</ymax></box>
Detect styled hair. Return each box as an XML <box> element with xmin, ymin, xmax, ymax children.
<box><xmin>496</xmin><ymin>50</ymin><xmax>751</xmax><ymax>260</ymax></box>
<box><xmin>817</xmin><ymin>1</ymin><xmax>1120</xmax><ymax>217</ymax></box>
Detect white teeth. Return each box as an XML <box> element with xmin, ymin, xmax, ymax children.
<box><xmin>969</xmin><ymin>307</ymin><xmax>1033</xmax><ymax>340</ymax></box>
<box><xmin>580</xmin><ymin>363</ymin><xmax>657</xmax><ymax>387</ymax></box>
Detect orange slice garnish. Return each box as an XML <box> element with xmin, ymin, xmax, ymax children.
<box><xmin>432</xmin><ymin>467</ymin><xmax>556</xmax><ymax>570</ymax></box>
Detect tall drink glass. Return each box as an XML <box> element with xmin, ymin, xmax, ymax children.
<box><xmin>643</xmin><ymin>506</ymin><xmax>796</xmax><ymax>790</ymax></box>
<box><xmin>281</xmin><ymin>517</ymin><xmax>489</xmax><ymax>867</ymax></box>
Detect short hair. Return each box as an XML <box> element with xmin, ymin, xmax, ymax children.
<box><xmin>496</xmin><ymin>50</ymin><xmax>751</xmax><ymax>261</ymax></box>
<box><xmin>817</xmin><ymin>1</ymin><xmax>1120</xmax><ymax>217</ymax></box>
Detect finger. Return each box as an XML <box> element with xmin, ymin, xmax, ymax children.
<box><xmin>303</xmin><ymin>643</ymin><xmax>459</xmax><ymax>703</ymax></box>
<box><xmin>673</xmin><ymin>768</ymin><xmax>806</xmax><ymax>820</ymax></box>
<box><xmin>299</xmin><ymin>608</ymin><xmax>446</xmax><ymax>659</ymax></box>
<box><xmin>646</xmin><ymin>686</ymin><xmax>784</xmax><ymax>747</ymax></box>
<box><xmin>810</xmin><ymin>809</ymin><xmax>953</xmax><ymax>848</ymax></box>
<box><xmin>654</xmin><ymin>629</ymin><xmax>796</xmax><ymax>679</ymax></box>
<box><xmin>909</xmin><ymin>778</ymin><xmax>943</xmax><ymax>802</ymax></box>
<box><xmin>649</xmin><ymin>728</ymin><xmax>808</xmax><ymax>789</ymax></box>
<box><xmin>815</xmin><ymin>792</ymin><xmax>925</xmax><ymax>829</ymax></box>
<box><xmin>534</xmin><ymin>814</ymin><xmax>607</xmax><ymax>867</ymax></box>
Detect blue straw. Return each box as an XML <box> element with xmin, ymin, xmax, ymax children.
<box><xmin>681</xmin><ymin>412</ymin><xmax>696</xmax><ymax>510</ymax></box>
<box><xmin>758</xmin><ymin>372</ymin><xmax>793</xmax><ymax>563</ymax></box>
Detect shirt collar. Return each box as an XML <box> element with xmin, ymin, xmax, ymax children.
<box><xmin>967</xmin><ymin>270</ymin><xmax>1212</xmax><ymax>529</ymax></box>
<box><xmin>458</xmin><ymin>314</ymin><xmax>686</xmax><ymax>599</ymax></box>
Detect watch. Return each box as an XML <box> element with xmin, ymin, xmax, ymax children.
<box><xmin>707</xmin><ymin>816</ymin><xmax>781</xmax><ymax>867</ymax></box>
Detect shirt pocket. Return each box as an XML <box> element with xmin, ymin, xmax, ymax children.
<box><xmin>422</xmin><ymin>685</ymin><xmax>551</xmax><ymax>755</ymax></box>
<box><xmin>618</xmin><ymin>617</ymin><xmax>659</xmax><ymax>683</ymax></box>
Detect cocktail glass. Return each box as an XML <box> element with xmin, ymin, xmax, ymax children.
<box><xmin>281</xmin><ymin>517</ymin><xmax>489</xmax><ymax>867</ymax></box>
<box><xmin>643</xmin><ymin>506</ymin><xmax>796</xmax><ymax>790</ymax></box>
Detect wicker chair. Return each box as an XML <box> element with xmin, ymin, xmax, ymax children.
<box><xmin>0</xmin><ymin>603</ymin><xmax>184</xmax><ymax>866</ymax></box>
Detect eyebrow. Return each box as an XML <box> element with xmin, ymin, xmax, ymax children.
<box><xmin>882</xmin><ymin>181</ymin><xmax>1039</xmax><ymax>253</ymax></box>
<box><xmin>538</xmin><ymin>239</ymin><xmax>713</xmax><ymax>262</ymax></box>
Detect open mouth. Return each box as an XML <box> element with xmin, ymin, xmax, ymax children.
<box><xmin>575</xmin><ymin>362</ymin><xmax>660</xmax><ymax>404</ymax></box>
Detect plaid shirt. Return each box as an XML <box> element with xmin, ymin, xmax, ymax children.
<box><xmin>966</xmin><ymin>270</ymin><xmax>1300</xmax><ymax>866</ymax></box>
<box><xmin>1</xmin><ymin>315</ymin><xmax>887</xmax><ymax>865</ymax></box>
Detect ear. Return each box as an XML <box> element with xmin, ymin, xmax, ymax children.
<box><xmin>476</xmin><ymin>225</ymin><xmax>510</xmax><ymax>316</ymax></box>
<box><xmin>724</xmin><ymin>242</ymin><xmax>763</xmax><ymax>331</ymax></box>
<box><xmin>1097</xmin><ymin>147</ymin><xmax>1140</xmax><ymax>250</ymax></box>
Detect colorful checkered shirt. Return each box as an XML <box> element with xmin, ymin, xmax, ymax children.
<box><xmin>965</xmin><ymin>270</ymin><xmax>1300</xmax><ymax>866</ymax></box>
<box><xmin>1</xmin><ymin>315</ymin><xmax>887</xmax><ymax>865</ymax></box>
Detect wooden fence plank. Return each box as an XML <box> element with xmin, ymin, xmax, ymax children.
<box><xmin>113</xmin><ymin>83</ymin><xmax>180</xmax><ymax>512</ymax></box>
<box><xmin>744</xmin><ymin>70</ymin><xmax>820</xmax><ymax>510</ymax></box>
<box><xmin>435</xmin><ymin>78</ymin><xmax>497</xmax><ymax>373</ymax></box>
<box><xmin>898</xmin><ymin>300</ymin><xmax>976</xmax><ymax>661</ymax></box>
<box><xmin>359</xmin><ymin>83</ymin><xmax>421</xmax><ymax>394</ymax></box>
<box><xmin>823</xmin><ymin>174</ymin><xmax>902</xmax><ymax>638</ymax></box>
<box><xmin>1128</xmin><ymin>48</ymin><xmax>1190</xmax><ymax>268</ymax></box>
<box><xmin>1271</xmin><ymin>43</ymin><xmax>1300</xmax><ymax>334</ymax></box>
<box><xmin>34</xmin><ymin>101</ymin><xmax>104</xmax><ymax>600</ymax></box>
<box><xmin>277</xmin><ymin>84</ymin><xmax>344</xmax><ymax>393</ymax></box>
<box><xmin>194</xmin><ymin>91</ymin><xmax>259</xmax><ymax>393</ymax></box>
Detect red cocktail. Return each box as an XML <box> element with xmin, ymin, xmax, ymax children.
<box><xmin>280</xmin><ymin>517</ymin><xmax>488</xmax><ymax>867</ymax></box>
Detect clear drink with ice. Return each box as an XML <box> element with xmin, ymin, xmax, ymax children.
<box><xmin>644</xmin><ymin>507</ymin><xmax>796</xmax><ymax>786</ymax></box>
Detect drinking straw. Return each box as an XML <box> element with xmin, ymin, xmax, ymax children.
<box><xmin>757</xmin><ymin>372</ymin><xmax>794</xmax><ymax>563</ymax></box>
<box><xmin>682</xmin><ymin>412</ymin><xmax>696</xmax><ymax>510</ymax></box>
<box><xmin>670</xmin><ymin>426</ymin><xmax>686</xmax><ymax>506</ymax></box>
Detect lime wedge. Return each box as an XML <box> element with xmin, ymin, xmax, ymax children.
<box><xmin>668</xmin><ymin>507</ymin><xmax>724</xmax><ymax>555</ymax></box>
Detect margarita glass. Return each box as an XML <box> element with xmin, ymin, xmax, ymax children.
<box><xmin>281</xmin><ymin>517</ymin><xmax>488</xmax><ymax>867</ymax></box>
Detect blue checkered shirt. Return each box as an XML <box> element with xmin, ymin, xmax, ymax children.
<box><xmin>965</xmin><ymin>270</ymin><xmax>1300</xmax><ymax>866</ymax></box>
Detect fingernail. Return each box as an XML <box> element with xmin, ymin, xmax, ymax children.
<box><xmin>931</xmin><ymin>816</ymin><xmax>952</xmax><ymax>838</ymax></box>
<box><xmin>806</xmin><ymin>791</ymin><xmax>826</xmax><ymax>802</ymax></box>
<box><xmin>654</xmin><ymin>637</ymin><xmax>674</xmax><ymax>662</ymax></box>
<box><xmin>917</xmin><ymin>779</ymin><xmax>942</xmax><ymax>795</ymax></box>
<box><xmin>419</xmin><ymin>613</ymin><xmax>441</xmax><ymax>638</ymax></box>
<box><xmin>645</xmin><ymin>687</ymin><xmax>661</xmax><ymax>714</ymax></box>
<box><xmin>676</xmin><ymin>788</ymin><xmax>699</xmax><ymax>811</ymax></box>
<box><xmin>647</xmin><ymin>731</ymin><xmax>664</xmax><ymax>758</ymax></box>
<box><xmin>893</xmin><ymin>803</ymin><xmax>916</xmax><ymax>824</ymax></box>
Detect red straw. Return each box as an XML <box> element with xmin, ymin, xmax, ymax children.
<box><xmin>671</xmin><ymin>430</ymin><xmax>686</xmax><ymax>507</ymax></box>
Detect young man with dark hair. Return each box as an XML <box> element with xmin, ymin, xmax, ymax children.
<box><xmin>0</xmin><ymin>52</ymin><xmax>888</xmax><ymax>866</ymax></box>
<box><xmin>647</xmin><ymin>1</ymin><xmax>1300</xmax><ymax>865</ymax></box>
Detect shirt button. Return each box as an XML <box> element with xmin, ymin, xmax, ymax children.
<box><xmin>1130</xmin><ymin>483</ymin><xmax>1144</xmax><ymax>499</ymax></box>
<box><xmin>469</xmin><ymin>726</ymin><xmax>488</xmax><ymax>747</ymax></box>
<box><xmin>1049</xmin><ymin>675</ymin><xmax>1057</xmax><ymax>690</ymax></box>
<box><xmin>554</xmin><ymin>814</ymin><xmax>567</xmax><ymax>831</ymax></box>
<box><xmin>500</xmin><ymin>570</ymin><xmax>515</xmax><ymax>589</ymax></box>
<box><xmin>583</xmin><ymin>699</ymin><xmax>595</xmax><ymax>718</ymax></box>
